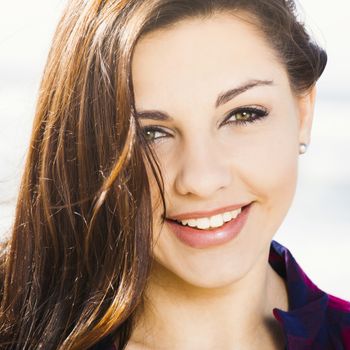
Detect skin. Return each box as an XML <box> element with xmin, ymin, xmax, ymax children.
<box><xmin>127</xmin><ymin>12</ymin><xmax>316</xmax><ymax>350</ymax></box>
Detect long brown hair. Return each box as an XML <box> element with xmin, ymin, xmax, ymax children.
<box><xmin>0</xmin><ymin>0</ymin><xmax>326</xmax><ymax>349</ymax></box>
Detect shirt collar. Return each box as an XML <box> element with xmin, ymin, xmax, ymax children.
<box><xmin>269</xmin><ymin>240</ymin><xmax>329</xmax><ymax>348</ymax></box>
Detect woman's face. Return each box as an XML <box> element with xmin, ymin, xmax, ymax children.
<box><xmin>131</xmin><ymin>13</ymin><xmax>314</xmax><ymax>288</ymax></box>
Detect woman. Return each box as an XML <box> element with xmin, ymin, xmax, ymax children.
<box><xmin>0</xmin><ymin>0</ymin><xmax>349</xmax><ymax>349</ymax></box>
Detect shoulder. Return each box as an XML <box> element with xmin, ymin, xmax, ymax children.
<box><xmin>270</xmin><ymin>240</ymin><xmax>350</xmax><ymax>346</ymax></box>
<box><xmin>327</xmin><ymin>293</ymin><xmax>350</xmax><ymax>315</ymax></box>
<box><xmin>326</xmin><ymin>294</ymin><xmax>350</xmax><ymax>336</ymax></box>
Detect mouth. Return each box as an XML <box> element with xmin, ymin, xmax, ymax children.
<box><xmin>170</xmin><ymin>206</ymin><xmax>243</xmax><ymax>230</ymax></box>
<box><xmin>165</xmin><ymin>203</ymin><xmax>252</xmax><ymax>249</ymax></box>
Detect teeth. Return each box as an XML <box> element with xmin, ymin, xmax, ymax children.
<box><xmin>232</xmin><ymin>208</ymin><xmax>241</xmax><ymax>219</ymax></box>
<box><xmin>178</xmin><ymin>207</ymin><xmax>243</xmax><ymax>230</ymax></box>
<box><xmin>196</xmin><ymin>217</ymin><xmax>211</xmax><ymax>229</ymax></box>
<box><xmin>223</xmin><ymin>212</ymin><xmax>233</xmax><ymax>222</ymax></box>
<box><xmin>210</xmin><ymin>214</ymin><xmax>224</xmax><ymax>228</ymax></box>
<box><xmin>188</xmin><ymin>219</ymin><xmax>197</xmax><ymax>227</ymax></box>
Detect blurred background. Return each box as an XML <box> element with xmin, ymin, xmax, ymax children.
<box><xmin>0</xmin><ymin>1</ymin><xmax>349</xmax><ymax>299</ymax></box>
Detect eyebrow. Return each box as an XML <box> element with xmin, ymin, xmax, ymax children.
<box><xmin>135</xmin><ymin>79</ymin><xmax>273</xmax><ymax>121</ymax></box>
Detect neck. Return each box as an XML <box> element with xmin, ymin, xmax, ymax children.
<box><xmin>130</xmin><ymin>248</ymin><xmax>288</xmax><ymax>349</ymax></box>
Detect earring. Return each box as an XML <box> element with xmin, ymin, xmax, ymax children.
<box><xmin>299</xmin><ymin>143</ymin><xmax>308</xmax><ymax>155</ymax></box>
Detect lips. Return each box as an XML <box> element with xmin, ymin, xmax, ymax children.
<box><xmin>167</xmin><ymin>203</ymin><xmax>248</xmax><ymax>221</ymax></box>
<box><xmin>165</xmin><ymin>203</ymin><xmax>252</xmax><ymax>249</ymax></box>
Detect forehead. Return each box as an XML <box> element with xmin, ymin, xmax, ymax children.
<box><xmin>131</xmin><ymin>12</ymin><xmax>288</xmax><ymax>110</ymax></box>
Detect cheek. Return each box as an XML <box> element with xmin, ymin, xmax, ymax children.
<box><xmin>231</xmin><ymin>116</ymin><xmax>300</xmax><ymax>243</ymax></box>
<box><xmin>249</xmin><ymin>134</ymin><xmax>298</xmax><ymax>197</ymax></box>
<box><xmin>229</xmin><ymin>114</ymin><xmax>299</xmax><ymax>198</ymax></box>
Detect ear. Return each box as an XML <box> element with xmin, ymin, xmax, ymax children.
<box><xmin>296</xmin><ymin>85</ymin><xmax>317</xmax><ymax>146</ymax></box>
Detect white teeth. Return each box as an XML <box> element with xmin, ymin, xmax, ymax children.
<box><xmin>223</xmin><ymin>212</ymin><xmax>233</xmax><ymax>222</ymax></box>
<box><xmin>231</xmin><ymin>208</ymin><xmax>241</xmax><ymax>219</ymax></box>
<box><xmin>187</xmin><ymin>219</ymin><xmax>197</xmax><ymax>227</ymax></box>
<box><xmin>178</xmin><ymin>207</ymin><xmax>243</xmax><ymax>230</ymax></box>
<box><xmin>210</xmin><ymin>214</ymin><xmax>224</xmax><ymax>228</ymax></box>
<box><xmin>196</xmin><ymin>217</ymin><xmax>211</xmax><ymax>229</ymax></box>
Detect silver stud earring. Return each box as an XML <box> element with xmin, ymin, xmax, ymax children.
<box><xmin>299</xmin><ymin>143</ymin><xmax>308</xmax><ymax>155</ymax></box>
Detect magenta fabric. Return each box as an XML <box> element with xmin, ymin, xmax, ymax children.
<box><xmin>270</xmin><ymin>240</ymin><xmax>350</xmax><ymax>349</ymax></box>
<box><xmin>100</xmin><ymin>240</ymin><xmax>350</xmax><ymax>350</ymax></box>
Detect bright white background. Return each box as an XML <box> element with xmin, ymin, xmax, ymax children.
<box><xmin>0</xmin><ymin>1</ymin><xmax>349</xmax><ymax>299</ymax></box>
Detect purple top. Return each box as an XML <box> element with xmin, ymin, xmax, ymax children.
<box><xmin>100</xmin><ymin>240</ymin><xmax>350</xmax><ymax>350</ymax></box>
<box><xmin>270</xmin><ymin>240</ymin><xmax>350</xmax><ymax>349</ymax></box>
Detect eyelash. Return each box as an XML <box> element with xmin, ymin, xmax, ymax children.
<box><xmin>222</xmin><ymin>106</ymin><xmax>269</xmax><ymax>127</ymax></box>
<box><xmin>141</xmin><ymin>106</ymin><xmax>269</xmax><ymax>143</ymax></box>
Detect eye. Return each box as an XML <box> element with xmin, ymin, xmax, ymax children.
<box><xmin>223</xmin><ymin>106</ymin><xmax>269</xmax><ymax>126</ymax></box>
<box><xmin>141</xmin><ymin>126</ymin><xmax>170</xmax><ymax>143</ymax></box>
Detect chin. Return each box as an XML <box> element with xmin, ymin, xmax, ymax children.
<box><xmin>152</xmin><ymin>234</ymin><xmax>267</xmax><ymax>291</ymax></box>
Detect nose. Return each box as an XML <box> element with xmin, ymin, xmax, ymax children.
<box><xmin>174</xmin><ymin>138</ymin><xmax>232</xmax><ymax>198</ymax></box>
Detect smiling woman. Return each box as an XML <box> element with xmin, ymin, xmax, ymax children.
<box><xmin>0</xmin><ymin>0</ymin><xmax>349</xmax><ymax>350</ymax></box>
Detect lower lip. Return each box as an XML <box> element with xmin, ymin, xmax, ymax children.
<box><xmin>166</xmin><ymin>203</ymin><xmax>252</xmax><ymax>249</ymax></box>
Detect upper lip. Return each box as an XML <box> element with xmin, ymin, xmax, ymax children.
<box><xmin>167</xmin><ymin>202</ymin><xmax>251</xmax><ymax>221</ymax></box>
